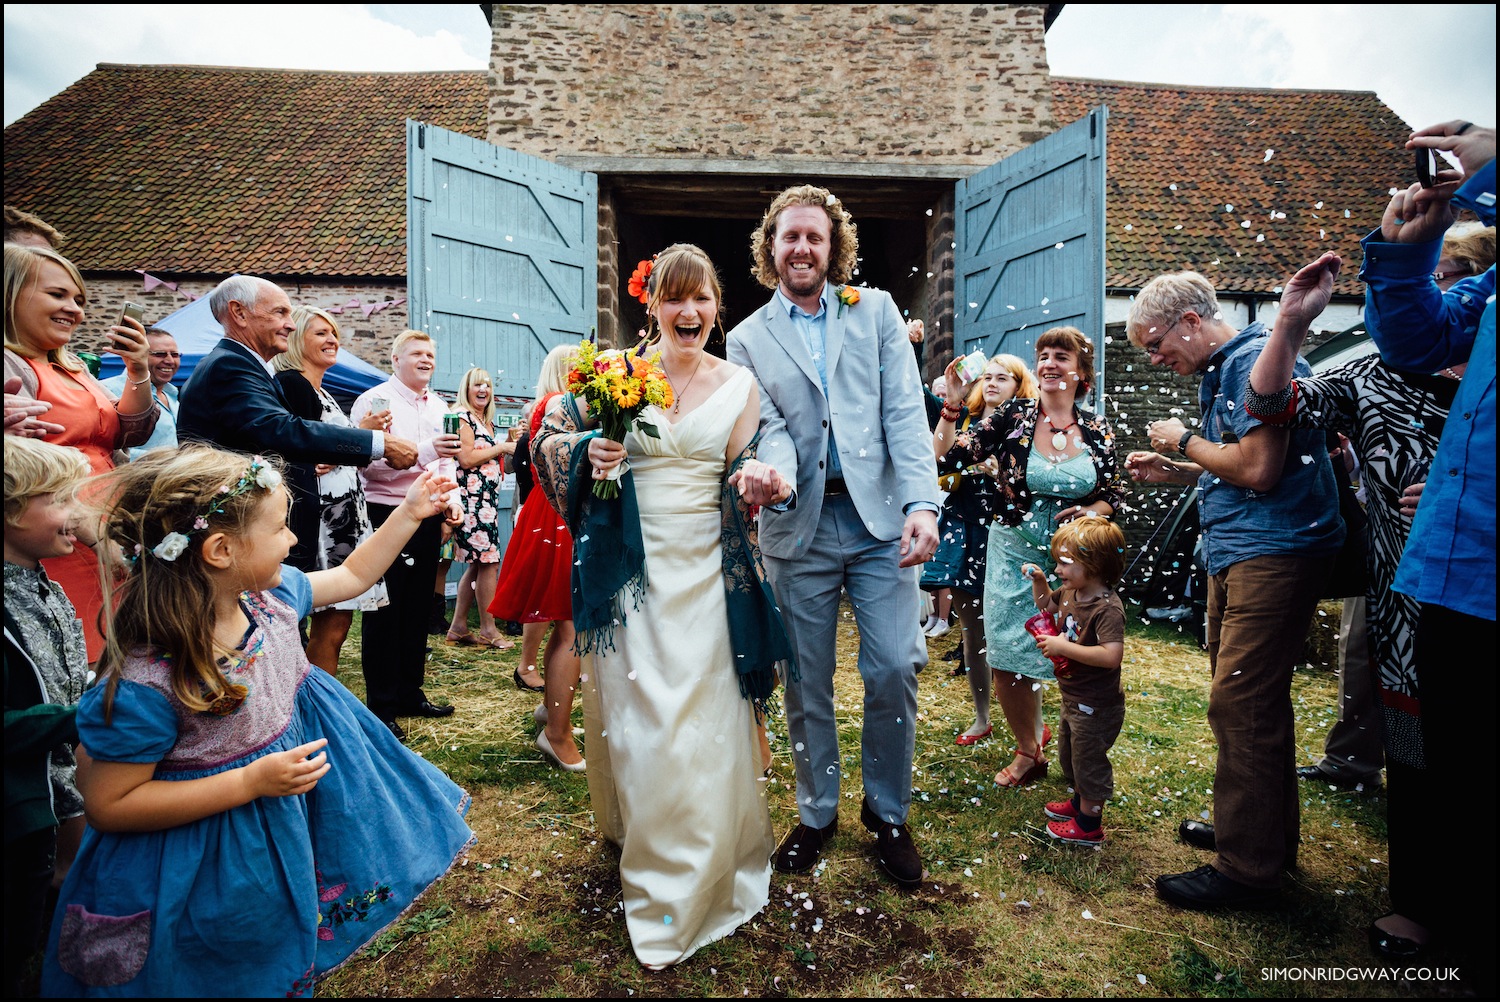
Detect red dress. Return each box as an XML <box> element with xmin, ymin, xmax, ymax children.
<box><xmin>489</xmin><ymin>394</ymin><xmax>574</xmax><ymax>623</ymax></box>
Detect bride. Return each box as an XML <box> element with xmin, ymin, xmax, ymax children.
<box><xmin>532</xmin><ymin>244</ymin><xmax>793</xmax><ymax>968</ymax></box>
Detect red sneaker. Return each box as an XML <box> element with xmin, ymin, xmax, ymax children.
<box><xmin>1047</xmin><ymin>816</ymin><xmax>1104</xmax><ymax>845</ymax></box>
<box><xmin>1044</xmin><ymin>798</ymin><xmax>1078</xmax><ymax>821</ymax></box>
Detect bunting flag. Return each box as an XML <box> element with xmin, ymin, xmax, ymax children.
<box><xmin>135</xmin><ymin>270</ymin><xmax>179</xmax><ymax>293</ymax></box>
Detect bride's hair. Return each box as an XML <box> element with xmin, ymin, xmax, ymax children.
<box><xmin>644</xmin><ymin>244</ymin><xmax>725</xmax><ymax>344</ymax></box>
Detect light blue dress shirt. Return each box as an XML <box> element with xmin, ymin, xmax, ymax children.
<box><xmin>775</xmin><ymin>284</ymin><xmax>842</xmax><ymax>478</ymax></box>
<box><xmin>99</xmin><ymin>375</ymin><xmax>178</xmax><ymax>459</ymax></box>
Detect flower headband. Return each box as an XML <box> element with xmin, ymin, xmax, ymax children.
<box><xmin>146</xmin><ymin>456</ymin><xmax>283</xmax><ymax>562</ymax></box>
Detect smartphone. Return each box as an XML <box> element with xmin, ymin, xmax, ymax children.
<box><xmin>1414</xmin><ymin>147</ymin><xmax>1437</xmax><ymax>189</ymax></box>
<box><xmin>118</xmin><ymin>301</ymin><xmax>145</xmax><ymax>327</ymax></box>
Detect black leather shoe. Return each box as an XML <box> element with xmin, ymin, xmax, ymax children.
<box><xmin>774</xmin><ymin>819</ymin><xmax>837</xmax><ymax>874</ymax></box>
<box><xmin>1178</xmin><ymin>819</ymin><xmax>1216</xmax><ymax>851</ymax></box>
<box><xmin>1296</xmin><ymin>764</ymin><xmax>1379</xmax><ymax>790</ymax></box>
<box><xmin>860</xmin><ymin>799</ymin><xmax>925</xmax><ymax>889</ymax></box>
<box><xmin>381</xmin><ymin>717</ymin><xmax>406</xmax><ymax>742</ymax></box>
<box><xmin>1155</xmin><ymin>864</ymin><xmax>1277</xmax><ymax>910</ymax></box>
<box><xmin>1368</xmin><ymin>915</ymin><xmax>1427</xmax><ymax>959</ymax></box>
<box><xmin>405</xmin><ymin>700</ymin><xmax>456</xmax><ymax>718</ymax></box>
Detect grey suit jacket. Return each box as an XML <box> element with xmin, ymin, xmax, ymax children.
<box><xmin>726</xmin><ymin>285</ymin><xmax>938</xmax><ymax>559</ymax></box>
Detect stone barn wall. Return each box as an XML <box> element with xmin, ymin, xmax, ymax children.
<box><xmin>486</xmin><ymin>4</ymin><xmax>1057</xmax><ymax>163</ymax></box>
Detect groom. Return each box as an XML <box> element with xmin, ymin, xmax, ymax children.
<box><xmin>727</xmin><ymin>184</ymin><xmax>940</xmax><ymax>888</ymax></box>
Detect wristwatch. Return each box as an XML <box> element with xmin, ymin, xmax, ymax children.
<box><xmin>1177</xmin><ymin>430</ymin><xmax>1195</xmax><ymax>455</ymax></box>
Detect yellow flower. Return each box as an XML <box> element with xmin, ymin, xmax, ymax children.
<box><xmin>608</xmin><ymin>374</ymin><xmax>643</xmax><ymax>409</ymax></box>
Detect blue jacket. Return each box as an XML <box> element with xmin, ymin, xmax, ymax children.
<box><xmin>1359</xmin><ymin>159</ymin><xmax>1496</xmax><ymax>620</ymax></box>
<box><xmin>178</xmin><ymin>338</ymin><xmax>376</xmax><ymax>565</ymax></box>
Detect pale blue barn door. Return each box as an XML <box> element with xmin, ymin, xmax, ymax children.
<box><xmin>407</xmin><ymin>120</ymin><xmax>597</xmax><ymax>398</ymax></box>
<box><xmin>953</xmin><ymin>107</ymin><xmax>1107</xmax><ymax>406</ymax></box>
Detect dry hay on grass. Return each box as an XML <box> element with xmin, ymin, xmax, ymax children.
<box><xmin>320</xmin><ymin>601</ymin><xmax>1450</xmax><ymax>998</ymax></box>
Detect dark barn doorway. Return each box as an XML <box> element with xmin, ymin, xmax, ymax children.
<box><xmin>602</xmin><ymin>173</ymin><xmax>952</xmax><ymax>368</ymax></box>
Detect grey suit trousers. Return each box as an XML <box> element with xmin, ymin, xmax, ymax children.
<box><xmin>763</xmin><ymin>493</ymin><xmax>925</xmax><ymax>827</ymax></box>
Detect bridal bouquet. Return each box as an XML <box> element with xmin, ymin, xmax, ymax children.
<box><xmin>567</xmin><ymin>339</ymin><xmax>674</xmax><ymax>499</ymax></box>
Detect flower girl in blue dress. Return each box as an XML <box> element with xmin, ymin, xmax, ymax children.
<box><xmin>43</xmin><ymin>446</ymin><xmax>473</xmax><ymax>997</ymax></box>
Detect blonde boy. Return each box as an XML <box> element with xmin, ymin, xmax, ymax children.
<box><xmin>1021</xmin><ymin>516</ymin><xmax>1128</xmax><ymax>844</ymax></box>
<box><xmin>4</xmin><ymin>437</ymin><xmax>90</xmax><ymax>980</ymax></box>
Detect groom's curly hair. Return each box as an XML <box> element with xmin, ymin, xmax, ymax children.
<box><xmin>750</xmin><ymin>185</ymin><xmax>860</xmax><ymax>291</ymax></box>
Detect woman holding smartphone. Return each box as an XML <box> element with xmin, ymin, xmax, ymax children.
<box><xmin>3</xmin><ymin>243</ymin><xmax>158</xmax><ymax>663</ymax></box>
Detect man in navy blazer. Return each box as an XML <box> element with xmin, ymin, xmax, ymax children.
<box><xmin>728</xmin><ymin>185</ymin><xmax>939</xmax><ymax>888</ymax></box>
<box><xmin>178</xmin><ymin>275</ymin><xmax>419</xmax><ymax>574</ymax></box>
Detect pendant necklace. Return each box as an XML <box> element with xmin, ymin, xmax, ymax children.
<box><xmin>667</xmin><ymin>353</ymin><xmax>705</xmax><ymax>414</ymax></box>
<box><xmin>1043</xmin><ymin>412</ymin><xmax>1077</xmax><ymax>452</ymax></box>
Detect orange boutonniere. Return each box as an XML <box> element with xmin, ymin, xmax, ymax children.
<box><xmin>627</xmin><ymin>258</ymin><xmax>654</xmax><ymax>304</ymax></box>
<box><xmin>836</xmin><ymin>285</ymin><xmax>859</xmax><ymax>317</ymax></box>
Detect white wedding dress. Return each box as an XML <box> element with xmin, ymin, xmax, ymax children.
<box><xmin>580</xmin><ymin>365</ymin><xmax>774</xmax><ymax>968</ymax></box>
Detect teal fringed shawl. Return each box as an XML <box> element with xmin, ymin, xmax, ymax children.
<box><xmin>531</xmin><ymin>392</ymin><xmax>795</xmax><ymax>713</ymax></box>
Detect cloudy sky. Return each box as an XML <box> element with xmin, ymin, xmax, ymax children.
<box><xmin>4</xmin><ymin>4</ymin><xmax>1495</xmax><ymax>133</ymax></box>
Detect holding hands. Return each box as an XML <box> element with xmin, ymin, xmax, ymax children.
<box><xmin>730</xmin><ymin>457</ymin><xmax>792</xmax><ymax>506</ymax></box>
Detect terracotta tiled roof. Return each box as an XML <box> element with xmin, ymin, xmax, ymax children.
<box><xmin>1052</xmin><ymin>78</ymin><xmax>1413</xmax><ymax>297</ymax></box>
<box><xmin>4</xmin><ymin>64</ymin><xmax>487</xmax><ymax>277</ymax></box>
<box><xmin>8</xmin><ymin>66</ymin><xmax>1413</xmax><ymax>297</ymax></box>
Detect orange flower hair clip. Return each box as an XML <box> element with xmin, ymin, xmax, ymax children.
<box><xmin>627</xmin><ymin>257</ymin><xmax>655</xmax><ymax>304</ymax></box>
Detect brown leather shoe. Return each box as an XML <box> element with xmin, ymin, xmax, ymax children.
<box><xmin>861</xmin><ymin>799</ymin><xmax>925</xmax><ymax>889</ymax></box>
<box><xmin>774</xmin><ymin>818</ymin><xmax>838</xmax><ymax>874</ymax></box>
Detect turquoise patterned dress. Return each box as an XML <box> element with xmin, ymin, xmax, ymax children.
<box><xmin>983</xmin><ymin>447</ymin><xmax>1099</xmax><ymax>680</ymax></box>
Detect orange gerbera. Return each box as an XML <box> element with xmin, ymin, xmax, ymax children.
<box><xmin>627</xmin><ymin>258</ymin><xmax>654</xmax><ymax>304</ymax></box>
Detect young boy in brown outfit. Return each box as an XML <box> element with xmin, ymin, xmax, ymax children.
<box><xmin>1021</xmin><ymin>516</ymin><xmax>1128</xmax><ymax>845</ymax></box>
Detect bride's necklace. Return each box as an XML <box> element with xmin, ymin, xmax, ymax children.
<box><xmin>1042</xmin><ymin>411</ymin><xmax>1077</xmax><ymax>452</ymax></box>
<box><xmin>665</xmin><ymin>352</ymin><xmax>705</xmax><ymax>415</ymax></box>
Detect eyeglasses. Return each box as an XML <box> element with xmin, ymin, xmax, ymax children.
<box><xmin>148</xmin><ymin>351</ymin><xmax>182</xmax><ymax>359</ymax></box>
<box><xmin>1142</xmin><ymin>316</ymin><xmax>1183</xmax><ymax>357</ymax></box>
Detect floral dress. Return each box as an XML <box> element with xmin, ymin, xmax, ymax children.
<box><xmin>313</xmin><ymin>383</ymin><xmax>387</xmax><ymax>611</ymax></box>
<box><xmin>453</xmin><ymin>411</ymin><xmax>503</xmax><ymax>564</ymax></box>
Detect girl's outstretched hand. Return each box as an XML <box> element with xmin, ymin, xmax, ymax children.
<box><xmin>400</xmin><ymin>469</ymin><xmax>459</xmax><ymax>521</ymax></box>
<box><xmin>243</xmin><ymin>738</ymin><xmax>331</xmax><ymax>798</ymax></box>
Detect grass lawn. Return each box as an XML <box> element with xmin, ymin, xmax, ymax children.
<box><xmin>317</xmin><ymin>601</ymin><xmax>1456</xmax><ymax>998</ymax></box>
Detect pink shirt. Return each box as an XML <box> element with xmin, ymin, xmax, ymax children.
<box><xmin>352</xmin><ymin>376</ymin><xmax>450</xmax><ymax>506</ymax></box>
